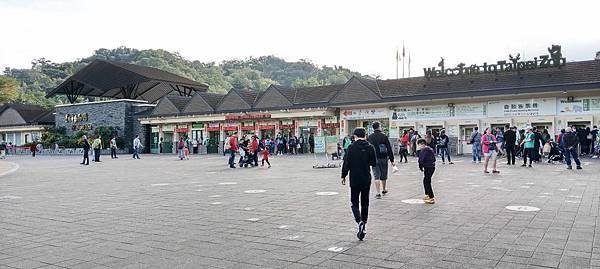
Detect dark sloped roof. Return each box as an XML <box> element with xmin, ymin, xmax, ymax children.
<box><xmin>165</xmin><ymin>95</ymin><xmax>192</xmax><ymax>112</ymax></box>
<box><xmin>47</xmin><ymin>59</ymin><xmax>209</xmax><ymax>103</ymax></box>
<box><xmin>235</xmin><ymin>89</ymin><xmax>261</xmax><ymax>106</ymax></box>
<box><xmin>0</xmin><ymin>103</ymin><xmax>54</xmax><ymax>126</ymax></box>
<box><xmin>199</xmin><ymin>92</ymin><xmax>225</xmax><ymax>109</ymax></box>
<box><xmin>293</xmin><ymin>84</ymin><xmax>344</xmax><ymax>104</ymax></box>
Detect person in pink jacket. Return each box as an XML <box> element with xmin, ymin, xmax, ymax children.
<box><xmin>482</xmin><ymin>127</ymin><xmax>500</xmax><ymax>174</ymax></box>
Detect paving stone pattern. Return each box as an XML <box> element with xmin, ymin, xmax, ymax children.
<box><xmin>1</xmin><ymin>154</ymin><xmax>600</xmax><ymax>268</ymax></box>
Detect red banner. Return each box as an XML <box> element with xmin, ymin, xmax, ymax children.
<box><xmin>240</xmin><ymin>126</ymin><xmax>255</xmax><ymax>131</ymax></box>
<box><xmin>207</xmin><ymin>127</ymin><xmax>220</xmax><ymax>131</ymax></box>
<box><xmin>175</xmin><ymin>128</ymin><xmax>188</xmax><ymax>133</ymax></box>
<box><xmin>279</xmin><ymin>124</ymin><xmax>294</xmax><ymax>129</ymax></box>
<box><xmin>259</xmin><ymin>125</ymin><xmax>275</xmax><ymax>130</ymax></box>
<box><xmin>322</xmin><ymin>123</ymin><xmax>339</xmax><ymax>129</ymax></box>
<box><xmin>223</xmin><ymin>126</ymin><xmax>238</xmax><ymax>131</ymax></box>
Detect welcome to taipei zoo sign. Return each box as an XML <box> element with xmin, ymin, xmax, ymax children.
<box><xmin>423</xmin><ymin>45</ymin><xmax>566</xmax><ymax>79</ymax></box>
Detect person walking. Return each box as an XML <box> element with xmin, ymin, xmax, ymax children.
<box><xmin>132</xmin><ymin>135</ymin><xmax>141</xmax><ymax>159</ymax></box>
<box><xmin>261</xmin><ymin>145</ymin><xmax>271</xmax><ymax>168</ymax></box>
<box><xmin>367</xmin><ymin>122</ymin><xmax>395</xmax><ymax>199</ymax></box>
<box><xmin>30</xmin><ymin>142</ymin><xmax>36</xmax><ymax>157</ymax></box>
<box><xmin>341</xmin><ymin>127</ymin><xmax>376</xmax><ymax>241</ymax></box>
<box><xmin>250</xmin><ymin>135</ymin><xmax>260</xmax><ymax>166</ymax></box>
<box><xmin>398</xmin><ymin>130</ymin><xmax>409</xmax><ymax>163</ymax></box>
<box><xmin>482</xmin><ymin>127</ymin><xmax>500</xmax><ymax>174</ymax></box>
<box><xmin>177</xmin><ymin>137</ymin><xmax>186</xmax><ymax>160</ymax></box>
<box><xmin>470</xmin><ymin>127</ymin><xmax>482</xmax><ymax>163</ymax></box>
<box><xmin>80</xmin><ymin>135</ymin><xmax>90</xmax><ymax>165</ymax></box>
<box><xmin>92</xmin><ymin>136</ymin><xmax>102</xmax><ymax>162</ymax></box>
<box><xmin>410</xmin><ymin>131</ymin><xmax>420</xmax><ymax>156</ymax></box>
<box><xmin>437</xmin><ymin>130</ymin><xmax>453</xmax><ymax>164</ymax></box>
<box><xmin>417</xmin><ymin>139</ymin><xmax>436</xmax><ymax>204</ymax></box>
<box><xmin>309</xmin><ymin>133</ymin><xmax>315</xmax><ymax>154</ymax></box>
<box><xmin>495</xmin><ymin>127</ymin><xmax>505</xmax><ymax>156</ymax></box>
<box><xmin>521</xmin><ymin>126</ymin><xmax>535</xmax><ymax>167</ymax></box>
<box><xmin>110</xmin><ymin>136</ymin><xmax>118</xmax><ymax>159</ymax></box>
<box><xmin>227</xmin><ymin>132</ymin><xmax>238</xmax><ymax>168</ymax></box>
<box><xmin>504</xmin><ymin>125</ymin><xmax>517</xmax><ymax>165</ymax></box>
<box><xmin>563</xmin><ymin>127</ymin><xmax>582</xmax><ymax>170</ymax></box>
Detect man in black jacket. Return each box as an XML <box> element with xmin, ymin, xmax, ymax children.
<box><xmin>367</xmin><ymin>122</ymin><xmax>395</xmax><ymax>199</ymax></box>
<box><xmin>80</xmin><ymin>135</ymin><xmax>90</xmax><ymax>165</ymax></box>
<box><xmin>342</xmin><ymin>128</ymin><xmax>376</xmax><ymax>241</ymax></box>
<box><xmin>503</xmin><ymin>125</ymin><xmax>517</xmax><ymax>165</ymax></box>
<box><xmin>563</xmin><ymin>127</ymin><xmax>582</xmax><ymax>170</ymax></box>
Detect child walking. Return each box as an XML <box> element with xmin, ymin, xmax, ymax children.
<box><xmin>418</xmin><ymin>139</ymin><xmax>436</xmax><ymax>204</ymax></box>
<box><xmin>261</xmin><ymin>145</ymin><xmax>271</xmax><ymax>168</ymax></box>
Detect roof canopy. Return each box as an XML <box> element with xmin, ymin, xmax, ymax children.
<box><xmin>0</xmin><ymin>103</ymin><xmax>54</xmax><ymax>127</ymax></box>
<box><xmin>46</xmin><ymin>59</ymin><xmax>209</xmax><ymax>103</ymax></box>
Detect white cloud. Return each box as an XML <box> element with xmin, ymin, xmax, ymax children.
<box><xmin>1</xmin><ymin>0</ymin><xmax>599</xmax><ymax>79</ymax></box>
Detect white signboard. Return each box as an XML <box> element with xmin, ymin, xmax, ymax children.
<box><xmin>341</xmin><ymin>108</ymin><xmax>388</xmax><ymax>120</ymax></box>
<box><xmin>391</xmin><ymin>105</ymin><xmax>450</xmax><ymax>120</ymax></box>
<box><xmin>454</xmin><ymin>103</ymin><xmax>486</xmax><ymax>118</ymax></box>
<box><xmin>487</xmin><ymin>98</ymin><xmax>556</xmax><ymax>117</ymax></box>
<box><xmin>314</xmin><ymin>136</ymin><xmax>326</xmax><ymax>153</ymax></box>
<box><xmin>558</xmin><ymin>97</ymin><xmax>600</xmax><ymax>115</ymax></box>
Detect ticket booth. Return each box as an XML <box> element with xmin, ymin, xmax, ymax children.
<box><xmin>150</xmin><ymin>126</ymin><xmax>160</xmax><ymax>153</ymax></box>
<box><xmin>279</xmin><ymin>120</ymin><xmax>295</xmax><ymax>137</ymax></box>
<box><xmin>457</xmin><ymin>120</ymin><xmax>479</xmax><ymax>155</ymax></box>
<box><xmin>161</xmin><ymin>124</ymin><xmax>174</xmax><ymax>153</ymax></box>
<box><xmin>206</xmin><ymin>123</ymin><xmax>221</xmax><ymax>154</ymax></box>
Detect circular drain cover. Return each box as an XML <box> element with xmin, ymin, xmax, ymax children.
<box><xmin>401</xmin><ymin>199</ymin><xmax>425</xmax><ymax>204</ymax></box>
<box><xmin>244</xmin><ymin>190</ymin><xmax>266</xmax><ymax>193</ymax></box>
<box><xmin>316</xmin><ymin>192</ymin><xmax>338</xmax><ymax>196</ymax></box>
<box><xmin>506</xmin><ymin>206</ymin><xmax>540</xmax><ymax>212</ymax></box>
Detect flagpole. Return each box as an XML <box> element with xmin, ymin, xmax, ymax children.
<box><xmin>408</xmin><ymin>53</ymin><xmax>411</xmax><ymax>78</ymax></box>
<box><xmin>402</xmin><ymin>42</ymin><xmax>405</xmax><ymax>79</ymax></box>
<box><xmin>395</xmin><ymin>48</ymin><xmax>399</xmax><ymax>80</ymax></box>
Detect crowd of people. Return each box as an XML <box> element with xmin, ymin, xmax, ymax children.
<box><xmin>340</xmin><ymin>122</ymin><xmax>599</xmax><ymax>240</ymax></box>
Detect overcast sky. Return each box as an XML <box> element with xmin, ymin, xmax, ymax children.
<box><xmin>1</xmin><ymin>0</ymin><xmax>599</xmax><ymax>79</ymax></box>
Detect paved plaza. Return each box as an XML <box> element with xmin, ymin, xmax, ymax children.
<box><xmin>1</xmin><ymin>154</ymin><xmax>600</xmax><ymax>269</ymax></box>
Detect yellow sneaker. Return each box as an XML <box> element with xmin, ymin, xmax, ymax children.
<box><xmin>425</xmin><ymin>198</ymin><xmax>435</xmax><ymax>204</ymax></box>
<box><xmin>423</xmin><ymin>195</ymin><xmax>430</xmax><ymax>201</ymax></box>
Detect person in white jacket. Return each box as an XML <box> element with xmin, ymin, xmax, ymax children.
<box><xmin>132</xmin><ymin>135</ymin><xmax>142</xmax><ymax>159</ymax></box>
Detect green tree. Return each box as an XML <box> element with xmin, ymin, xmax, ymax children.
<box><xmin>0</xmin><ymin>75</ymin><xmax>19</xmax><ymax>105</ymax></box>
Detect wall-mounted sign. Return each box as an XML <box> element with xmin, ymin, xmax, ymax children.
<box><xmin>341</xmin><ymin>108</ymin><xmax>389</xmax><ymax>120</ymax></box>
<box><xmin>280</xmin><ymin>119</ymin><xmax>293</xmax><ymax>125</ymax></box>
<box><xmin>324</xmin><ymin>116</ymin><xmax>338</xmax><ymax>124</ymax></box>
<box><xmin>424</xmin><ymin>45</ymin><xmax>566</xmax><ymax>79</ymax></box>
<box><xmin>191</xmin><ymin>123</ymin><xmax>204</xmax><ymax>129</ymax></box>
<box><xmin>225</xmin><ymin>113</ymin><xmax>270</xmax><ymax>120</ymax></box>
<box><xmin>391</xmin><ymin>105</ymin><xmax>450</xmax><ymax>120</ymax></box>
<box><xmin>64</xmin><ymin>113</ymin><xmax>89</xmax><ymax>123</ymax></box>
<box><xmin>72</xmin><ymin>124</ymin><xmax>93</xmax><ymax>131</ymax></box>
<box><xmin>322</xmin><ymin>123</ymin><xmax>340</xmax><ymax>129</ymax></box>
<box><xmin>488</xmin><ymin>98</ymin><xmax>556</xmax><ymax>117</ymax></box>
<box><xmin>454</xmin><ymin>103</ymin><xmax>487</xmax><ymax>118</ymax></box>
<box><xmin>558</xmin><ymin>97</ymin><xmax>600</xmax><ymax>115</ymax></box>
<box><xmin>151</xmin><ymin>126</ymin><xmax>159</xmax><ymax>133</ymax></box>
<box><xmin>163</xmin><ymin>124</ymin><xmax>175</xmax><ymax>132</ymax></box>
<box><xmin>299</xmin><ymin>118</ymin><xmax>318</xmax><ymax>127</ymax></box>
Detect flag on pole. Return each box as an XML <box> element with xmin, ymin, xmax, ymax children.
<box><xmin>408</xmin><ymin>53</ymin><xmax>411</xmax><ymax>77</ymax></box>
<box><xmin>402</xmin><ymin>45</ymin><xmax>405</xmax><ymax>58</ymax></box>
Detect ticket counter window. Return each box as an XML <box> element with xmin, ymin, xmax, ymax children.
<box><xmin>426</xmin><ymin>126</ymin><xmax>443</xmax><ymax>135</ymax></box>
<box><xmin>567</xmin><ymin>121</ymin><xmax>591</xmax><ymax>130</ymax></box>
<box><xmin>532</xmin><ymin>123</ymin><xmax>552</xmax><ymax>134</ymax></box>
<box><xmin>162</xmin><ymin>132</ymin><xmax>173</xmax><ymax>154</ymax></box>
<box><xmin>458</xmin><ymin>125</ymin><xmax>478</xmax><ymax>155</ymax></box>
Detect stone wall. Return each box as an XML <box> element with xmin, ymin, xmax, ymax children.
<box><xmin>55</xmin><ymin>100</ymin><xmax>148</xmax><ymax>152</ymax></box>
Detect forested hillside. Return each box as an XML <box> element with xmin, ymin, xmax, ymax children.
<box><xmin>1</xmin><ymin>47</ymin><xmax>362</xmax><ymax>108</ymax></box>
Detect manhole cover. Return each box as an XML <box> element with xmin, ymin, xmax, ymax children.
<box><xmin>505</xmin><ymin>206</ymin><xmax>540</xmax><ymax>212</ymax></box>
<box><xmin>401</xmin><ymin>199</ymin><xmax>425</xmax><ymax>204</ymax></box>
<box><xmin>316</xmin><ymin>192</ymin><xmax>338</xmax><ymax>196</ymax></box>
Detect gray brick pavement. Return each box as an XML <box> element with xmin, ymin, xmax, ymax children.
<box><xmin>1</xmin><ymin>154</ymin><xmax>600</xmax><ymax>268</ymax></box>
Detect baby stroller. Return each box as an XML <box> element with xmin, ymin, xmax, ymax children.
<box><xmin>547</xmin><ymin>141</ymin><xmax>564</xmax><ymax>164</ymax></box>
<box><xmin>238</xmin><ymin>147</ymin><xmax>254</xmax><ymax>167</ymax></box>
